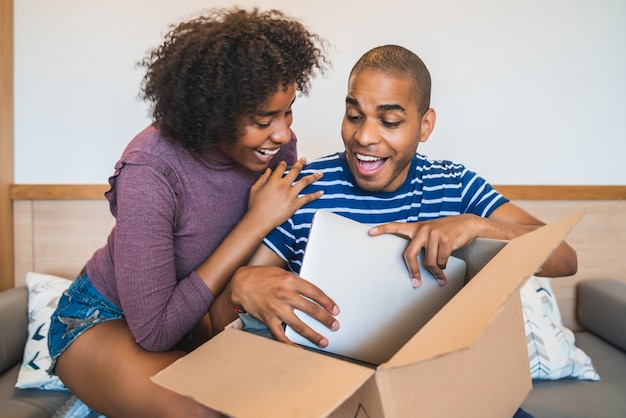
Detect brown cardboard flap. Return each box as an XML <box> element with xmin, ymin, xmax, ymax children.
<box><xmin>375</xmin><ymin>292</ymin><xmax>531</xmax><ymax>417</ymax></box>
<box><xmin>328</xmin><ymin>377</ymin><xmax>385</xmax><ymax>418</ymax></box>
<box><xmin>151</xmin><ymin>328</ymin><xmax>374</xmax><ymax>418</ymax></box>
<box><xmin>384</xmin><ymin>210</ymin><xmax>585</xmax><ymax>368</ymax></box>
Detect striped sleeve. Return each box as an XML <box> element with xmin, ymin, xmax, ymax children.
<box><xmin>459</xmin><ymin>167</ymin><xmax>509</xmax><ymax>217</ymax></box>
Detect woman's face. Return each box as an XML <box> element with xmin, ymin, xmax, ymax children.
<box><xmin>220</xmin><ymin>83</ymin><xmax>297</xmax><ymax>172</ymax></box>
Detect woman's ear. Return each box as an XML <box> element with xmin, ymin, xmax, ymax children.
<box><xmin>419</xmin><ymin>108</ymin><xmax>436</xmax><ymax>143</ymax></box>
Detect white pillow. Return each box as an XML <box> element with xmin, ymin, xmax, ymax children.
<box><xmin>15</xmin><ymin>272</ymin><xmax>71</xmax><ymax>391</ymax></box>
<box><xmin>521</xmin><ymin>275</ymin><xmax>600</xmax><ymax>381</ymax></box>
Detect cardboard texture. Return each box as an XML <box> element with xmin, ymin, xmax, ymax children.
<box><xmin>152</xmin><ymin>211</ymin><xmax>584</xmax><ymax>418</ymax></box>
<box><xmin>152</xmin><ymin>328</ymin><xmax>373</xmax><ymax>417</ymax></box>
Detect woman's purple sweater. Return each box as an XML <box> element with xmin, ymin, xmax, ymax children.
<box><xmin>86</xmin><ymin>125</ymin><xmax>297</xmax><ymax>351</ymax></box>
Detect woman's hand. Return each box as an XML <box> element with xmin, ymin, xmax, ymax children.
<box><xmin>368</xmin><ymin>214</ymin><xmax>485</xmax><ymax>287</ymax></box>
<box><xmin>226</xmin><ymin>265</ymin><xmax>340</xmax><ymax>348</ymax></box>
<box><xmin>195</xmin><ymin>161</ymin><xmax>321</xmax><ymax>307</ymax></box>
<box><xmin>247</xmin><ymin>158</ymin><xmax>323</xmax><ymax>232</ymax></box>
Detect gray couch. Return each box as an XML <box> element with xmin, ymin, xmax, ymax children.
<box><xmin>0</xmin><ymin>280</ymin><xmax>624</xmax><ymax>418</ymax></box>
<box><xmin>522</xmin><ymin>279</ymin><xmax>626</xmax><ymax>418</ymax></box>
<box><xmin>0</xmin><ymin>286</ymin><xmax>71</xmax><ymax>417</ymax></box>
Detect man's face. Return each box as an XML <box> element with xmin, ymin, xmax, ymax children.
<box><xmin>341</xmin><ymin>70</ymin><xmax>434</xmax><ymax>192</ymax></box>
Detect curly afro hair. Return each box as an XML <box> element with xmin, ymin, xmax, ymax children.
<box><xmin>139</xmin><ymin>8</ymin><xmax>329</xmax><ymax>153</ymax></box>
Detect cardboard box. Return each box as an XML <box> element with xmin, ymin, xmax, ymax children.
<box><xmin>152</xmin><ymin>211</ymin><xmax>584</xmax><ymax>417</ymax></box>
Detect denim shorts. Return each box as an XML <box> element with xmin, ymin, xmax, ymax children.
<box><xmin>47</xmin><ymin>267</ymin><xmax>124</xmax><ymax>376</ymax></box>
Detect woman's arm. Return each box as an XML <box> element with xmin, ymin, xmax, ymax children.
<box><xmin>194</xmin><ymin>159</ymin><xmax>322</xmax><ymax>296</ymax></box>
<box><xmin>113</xmin><ymin>158</ymin><xmax>322</xmax><ymax>351</ymax></box>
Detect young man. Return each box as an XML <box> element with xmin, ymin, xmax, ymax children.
<box><xmin>210</xmin><ymin>45</ymin><xmax>577</xmax><ymax>352</ymax></box>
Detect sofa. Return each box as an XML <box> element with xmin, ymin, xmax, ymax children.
<box><xmin>0</xmin><ymin>286</ymin><xmax>71</xmax><ymax>417</ymax></box>
<box><xmin>0</xmin><ymin>280</ymin><xmax>624</xmax><ymax>418</ymax></box>
<box><xmin>521</xmin><ymin>279</ymin><xmax>626</xmax><ymax>418</ymax></box>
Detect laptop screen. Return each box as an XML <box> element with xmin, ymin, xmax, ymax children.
<box><xmin>285</xmin><ymin>210</ymin><xmax>467</xmax><ymax>365</ymax></box>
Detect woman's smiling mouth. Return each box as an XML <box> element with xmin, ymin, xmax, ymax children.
<box><xmin>255</xmin><ymin>147</ymin><xmax>280</xmax><ymax>160</ymax></box>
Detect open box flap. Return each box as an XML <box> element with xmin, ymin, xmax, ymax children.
<box><xmin>374</xmin><ymin>291</ymin><xmax>532</xmax><ymax>417</ymax></box>
<box><xmin>382</xmin><ymin>210</ymin><xmax>585</xmax><ymax>369</ymax></box>
<box><xmin>152</xmin><ymin>327</ymin><xmax>374</xmax><ymax>418</ymax></box>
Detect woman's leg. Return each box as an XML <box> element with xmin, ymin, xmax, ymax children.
<box><xmin>55</xmin><ymin>319</ymin><xmax>221</xmax><ymax>418</ymax></box>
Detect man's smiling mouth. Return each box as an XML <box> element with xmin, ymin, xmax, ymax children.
<box><xmin>356</xmin><ymin>153</ymin><xmax>386</xmax><ymax>172</ymax></box>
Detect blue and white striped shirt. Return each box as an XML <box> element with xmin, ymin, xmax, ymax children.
<box><xmin>263</xmin><ymin>152</ymin><xmax>508</xmax><ymax>274</ymax></box>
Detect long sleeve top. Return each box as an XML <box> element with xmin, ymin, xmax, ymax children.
<box><xmin>86</xmin><ymin>125</ymin><xmax>297</xmax><ymax>351</ymax></box>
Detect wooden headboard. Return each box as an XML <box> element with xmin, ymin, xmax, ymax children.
<box><xmin>10</xmin><ymin>184</ymin><xmax>626</xmax><ymax>332</ymax></box>
<box><xmin>12</xmin><ymin>185</ymin><xmax>113</xmax><ymax>285</ymax></box>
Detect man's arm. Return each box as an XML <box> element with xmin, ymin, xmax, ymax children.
<box><xmin>368</xmin><ymin>202</ymin><xmax>577</xmax><ymax>286</ymax></box>
<box><xmin>209</xmin><ymin>245</ymin><xmax>340</xmax><ymax>348</ymax></box>
<box><xmin>486</xmin><ymin>202</ymin><xmax>577</xmax><ymax>277</ymax></box>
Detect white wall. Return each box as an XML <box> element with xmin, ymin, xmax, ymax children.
<box><xmin>14</xmin><ymin>0</ymin><xmax>626</xmax><ymax>185</ymax></box>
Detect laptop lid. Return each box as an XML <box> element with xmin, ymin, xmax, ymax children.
<box><xmin>285</xmin><ymin>210</ymin><xmax>467</xmax><ymax>366</ymax></box>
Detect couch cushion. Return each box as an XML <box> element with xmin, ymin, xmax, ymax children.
<box><xmin>522</xmin><ymin>331</ymin><xmax>626</xmax><ymax>418</ymax></box>
<box><xmin>0</xmin><ymin>362</ymin><xmax>71</xmax><ymax>418</ymax></box>
<box><xmin>0</xmin><ymin>286</ymin><xmax>29</xmax><ymax>374</ymax></box>
<box><xmin>578</xmin><ymin>279</ymin><xmax>626</xmax><ymax>352</ymax></box>
<box><xmin>16</xmin><ymin>273</ymin><xmax>72</xmax><ymax>391</ymax></box>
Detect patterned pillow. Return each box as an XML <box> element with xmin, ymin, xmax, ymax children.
<box><xmin>521</xmin><ymin>275</ymin><xmax>600</xmax><ymax>380</ymax></box>
<box><xmin>15</xmin><ymin>272</ymin><xmax>71</xmax><ymax>391</ymax></box>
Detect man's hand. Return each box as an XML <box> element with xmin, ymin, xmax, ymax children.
<box><xmin>368</xmin><ymin>214</ymin><xmax>485</xmax><ymax>287</ymax></box>
<box><xmin>226</xmin><ymin>265</ymin><xmax>340</xmax><ymax>348</ymax></box>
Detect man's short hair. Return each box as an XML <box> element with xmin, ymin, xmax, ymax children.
<box><xmin>350</xmin><ymin>45</ymin><xmax>431</xmax><ymax>115</ymax></box>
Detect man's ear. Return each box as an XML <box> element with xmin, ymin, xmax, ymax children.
<box><xmin>419</xmin><ymin>108</ymin><xmax>436</xmax><ymax>143</ymax></box>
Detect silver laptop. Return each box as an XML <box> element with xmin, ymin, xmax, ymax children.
<box><xmin>285</xmin><ymin>210</ymin><xmax>467</xmax><ymax>366</ymax></box>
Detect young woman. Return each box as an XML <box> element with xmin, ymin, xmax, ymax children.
<box><xmin>47</xmin><ymin>8</ymin><xmax>332</xmax><ymax>417</ymax></box>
